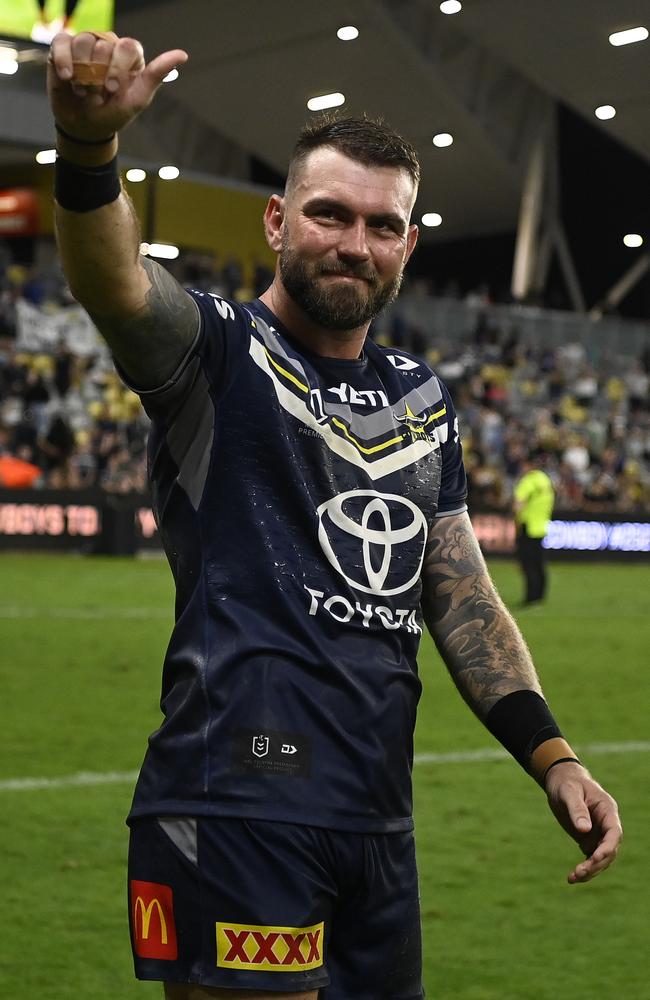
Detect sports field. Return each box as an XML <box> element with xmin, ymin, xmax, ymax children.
<box><xmin>1</xmin><ymin>553</ymin><xmax>648</xmax><ymax>998</ymax></box>
<box><xmin>0</xmin><ymin>0</ymin><xmax>112</xmax><ymax>38</ymax></box>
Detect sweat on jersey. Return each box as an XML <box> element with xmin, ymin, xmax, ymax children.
<box><xmin>125</xmin><ymin>292</ymin><xmax>468</xmax><ymax>833</ymax></box>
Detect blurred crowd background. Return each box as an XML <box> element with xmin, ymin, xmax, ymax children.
<box><xmin>1</xmin><ymin>243</ymin><xmax>649</xmax><ymax>512</ymax></box>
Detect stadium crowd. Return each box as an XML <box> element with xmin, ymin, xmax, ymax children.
<box><xmin>1</xmin><ymin>251</ymin><xmax>649</xmax><ymax>512</ymax></box>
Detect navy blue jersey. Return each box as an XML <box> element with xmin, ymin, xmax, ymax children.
<box><xmin>126</xmin><ymin>293</ymin><xmax>467</xmax><ymax>832</ymax></box>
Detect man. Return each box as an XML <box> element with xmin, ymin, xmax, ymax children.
<box><xmin>514</xmin><ymin>453</ymin><xmax>555</xmax><ymax>606</ymax></box>
<box><xmin>47</xmin><ymin>30</ymin><xmax>622</xmax><ymax>1000</ymax></box>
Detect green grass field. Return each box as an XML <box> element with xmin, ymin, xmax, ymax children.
<box><xmin>1</xmin><ymin>554</ymin><xmax>648</xmax><ymax>998</ymax></box>
<box><xmin>0</xmin><ymin>0</ymin><xmax>112</xmax><ymax>38</ymax></box>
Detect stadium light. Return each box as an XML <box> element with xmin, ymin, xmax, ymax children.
<box><xmin>609</xmin><ymin>26</ymin><xmax>648</xmax><ymax>46</ymax></box>
<box><xmin>432</xmin><ymin>132</ymin><xmax>454</xmax><ymax>147</ymax></box>
<box><xmin>623</xmin><ymin>234</ymin><xmax>643</xmax><ymax>247</ymax></box>
<box><xmin>147</xmin><ymin>243</ymin><xmax>180</xmax><ymax>260</ymax></box>
<box><xmin>163</xmin><ymin>68</ymin><xmax>179</xmax><ymax>83</ymax></box>
<box><xmin>337</xmin><ymin>26</ymin><xmax>359</xmax><ymax>41</ymax></box>
<box><xmin>440</xmin><ymin>1</ymin><xmax>462</xmax><ymax>13</ymax></box>
<box><xmin>595</xmin><ymin>105</ymin><xmax>616</xmax><ymax>120</ymax></box>
<box><xmin>126</xmin><ymin>169</ymin><xmax>147</xmax><ymax>183</ymax></box>
<box><xmin>0</xmin><ymin>52</ymin><xmax>18</xmax><ymax>75</ymax></box>
<box><xmin>158</xmin><ymin>165</ymin><xmax>180</xmax><ymax>180</ymax></box>
<box><xmin>307</xmin><ymin>92</ymin><xmax>345</xmax><ymax>112</ymax></box>
<box><xmin>421</xmin><ymin>212</ymin><xmax>443</xmax><ymax>227</ymax></box>
<box><xmin>36</xmin><ymin>149</ymin><xmax>57</xmax><ymax>164</ymax></box>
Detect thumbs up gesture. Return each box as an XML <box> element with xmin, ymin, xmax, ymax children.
<box><xmin>47</xmin><ymin>30</ymin><xmax>188</xmax><ymax>142</ymax></box>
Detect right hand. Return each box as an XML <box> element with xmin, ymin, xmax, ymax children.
<box><xmin>47</xmin><ymin>31</ymin><xmax>188</xmax><ymax>141</ymax></box>
<box><xmin>544</xmin><ymin>762</ymin><xmax>622</xmax><ymax>884</ymax></box>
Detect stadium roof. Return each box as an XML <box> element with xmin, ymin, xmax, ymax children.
<box><xmin>114</xmin><ymin>0</ymin><xmax>650</xmax><ymax>242</ymax></box>
<box><xmin>0</xmin><ymin>0</ymin><xmax>649</xmax><ymax>250</ymax></box>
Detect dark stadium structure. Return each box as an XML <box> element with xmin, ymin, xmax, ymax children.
<box><xmin>0</xmin><ymin>0</ymin><xmax>648</xmax><ymax>549</ymax></box>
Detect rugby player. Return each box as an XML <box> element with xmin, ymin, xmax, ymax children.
<box><xmin>47</xmin><ymin>30</ymin><xmax>622</xmax><ymax>1000</ymax></box>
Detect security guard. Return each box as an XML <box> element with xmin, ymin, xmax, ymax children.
<box><xmin>514</xmin><ymin>454</ymin><xmax>555</xmax><ymax>605</ymax></box>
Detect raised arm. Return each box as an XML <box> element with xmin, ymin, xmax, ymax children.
<box><xmin>421</xmin><ymin>511</ymin><xmax>622</xmax><ymax>883</ymax></box>
<box><xmin>47</xmin><ymin>30</ymin><xmax>198</xmax><ymax>388</ymax></box>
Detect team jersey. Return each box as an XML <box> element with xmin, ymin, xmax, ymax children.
<box><xmin>126</xmin><ymin>292</ymin><xmax>467</xmax><ymax>833</ymax></box>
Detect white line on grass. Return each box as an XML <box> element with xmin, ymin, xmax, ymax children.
<box><xmin>0</xmin><ymin>607</ymin><xmax>171</xmax><ymax>619</ymax></box>
<box><xmin>1</xmin><ymin>741</ymin><xmax>648</xmax><ymax>792</ymax></box>
<box><xmin>2</xmin><ymin>606</ymin><xmax>648</xmax><ymax>620</ymax></box>
<box><xmin>0</xmin><ymin>770</ymin><xmax>138</xmax><ymax>791</ymax></box>
<box><xmin>414</xmin><ymin>740</ymin><xmax>650</xmax><ymax>764</ymax></box>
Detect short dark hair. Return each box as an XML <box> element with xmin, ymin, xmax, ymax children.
<box><xmin>285</xmin><ymin>114</ymin><xmax>421</xmax><ymax>192</ymax></box>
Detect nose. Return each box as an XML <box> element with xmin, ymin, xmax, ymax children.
<box><xmin>337</xmin><ymin>219</ymin><xmax>370</xmax><ymax>261</ymax></box>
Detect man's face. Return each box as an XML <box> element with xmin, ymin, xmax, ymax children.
<box><xmin>277</xmin><ymin>147</ymin><xmax>418</xmax><ymax>330</ymax></box>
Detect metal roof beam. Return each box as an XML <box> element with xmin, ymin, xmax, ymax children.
<box><xmin>379</xmin><ymin>0</ymin><xmax>546</xmax><ymax>174</ymax></box>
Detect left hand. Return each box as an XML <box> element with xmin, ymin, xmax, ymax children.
<box><xmin>544</xmin><ymin>761</ymin><xmax>622</xmax><ymax>884</ymax></box>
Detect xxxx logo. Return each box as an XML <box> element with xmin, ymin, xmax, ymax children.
<box><xmin>216</xmin><ymin>921</ymin><xmax>324</xmax><ymax>971</ymax></box>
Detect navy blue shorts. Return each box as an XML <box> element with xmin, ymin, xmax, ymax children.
<box><xmin>127</xmin><ymin>815</ymin><xmax>424</xmax><ymax>998</ymax></box>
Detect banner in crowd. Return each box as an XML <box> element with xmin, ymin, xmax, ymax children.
<box><xmin>466</xmin><ymin>513</ymin><xmax>650</xmax><ymax>555</ymax></box>
<box><xmin>0</xmin><ymin>492</ymin><xmax>649</xmax><ymax>558</ymax></box>
<box><xmin>15</xmin><ymin>300</ymin><xmax>108</xmax><ymax>358</ymax></box>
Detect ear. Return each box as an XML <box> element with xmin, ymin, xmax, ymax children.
<box><xmin>263</xmin><ymin>194</ymin><xmax>285</xmax><ymax>253</ymax></box>
<box><xmin>404</xmin><ymin>223</ymin><xmax>419</xmax><ymax>265</ymax></box>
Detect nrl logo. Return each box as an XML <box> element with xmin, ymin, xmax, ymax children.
<box><xmin>251</xmin><ymin>734</ymin><xmax>270</xmax><ymax>757</ymax></box>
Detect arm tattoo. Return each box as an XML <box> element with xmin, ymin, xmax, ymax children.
<box><xmin>421</xmin><ymin>512</ymin><xmax>542</xmax><ymax>719</ymax></box>
<box><xmin>88</xmin><ymin>257</ymin><xmax>200</xmax><ymax>389</ymax></box>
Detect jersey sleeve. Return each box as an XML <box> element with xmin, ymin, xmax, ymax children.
<box><xmin>435</xmin><ymin>378</ymin><xmax>469</xmax><ymax>517</ymax></box>
<box><xmin>115</xmin><ymin>289</ymin><xmax>251</xmax><ymax>420</ymax></box>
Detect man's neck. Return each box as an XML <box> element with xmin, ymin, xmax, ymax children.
<box><xmin>259</xmin><ymin>280</ymin><xmax>367</xmax><ymax>360</ymax></box>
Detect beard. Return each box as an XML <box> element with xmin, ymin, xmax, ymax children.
<box><xmin>279</xmin><ymin>232</ymin><xmax>404</xmax><ymax>331</ymax></box>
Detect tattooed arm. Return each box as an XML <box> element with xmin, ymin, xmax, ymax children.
<box><xmin>421</xmin><ymin>510</ymin><xmax>623</xmax><ymax>883</ymax></box>
<box><xmin>421</xmin><ymin>510</ymin><xmax>541</xmax><ymax>719</ymax></box>
<box><xmin>55</xmin><ymin>150</ymin><xmax>198</xmax><ymax>388</ymax></box>
<box><xmin>85</xmin><ymin>255</ymin><xmax>199</xmax><ymax>389</ymax></box>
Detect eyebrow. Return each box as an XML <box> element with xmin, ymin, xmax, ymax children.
<box><xmin>302</xmin><ymin>197</ymin><xmax>407</xmax><ymax>233</ymax></box>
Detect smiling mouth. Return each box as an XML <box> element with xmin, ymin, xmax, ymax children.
<box><xmin>321</xmin><ymin>272</ymin><xmax>368</xmax><ymax>282</ymax></box>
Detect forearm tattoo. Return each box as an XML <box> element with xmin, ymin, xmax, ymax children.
<box><xmin>421</xmin><ymin>512</ymin><xmax>542</xmax><ymax>719</ymax></box>
<box><xmin>89</xmin><ymin>257</ymin><xmax>199</xmax><ymax>389</ymax></box>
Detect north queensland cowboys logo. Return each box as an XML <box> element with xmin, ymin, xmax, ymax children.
<box><xmin>316</xmin><ymin>490</ymin><xmax>428</xmax><ymax>596</ymax></box>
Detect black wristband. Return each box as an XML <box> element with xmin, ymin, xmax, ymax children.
<box><xmin>55</xmin><ymin>155</ymin><xmax>121</xmax><ymax>213</ymax></box>
<box><xmin>56</xmin><ymin>122</ymin><xmax>116</xmax><ymax>145</ymax></box>
<box><xmin>484</xmin><ymin>690</ymin><xmax>562</xmax><ymax>770</ymax></box>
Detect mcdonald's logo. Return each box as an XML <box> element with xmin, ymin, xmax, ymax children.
<box><xmin>130</xmin><ymin>880</ymin><xmax>178</xmax><ymax>960</ymax></box>
<box><xmin>216</xmin><ymin>921</ymin><xmax>324</xmax><ymax>971</ymax></box>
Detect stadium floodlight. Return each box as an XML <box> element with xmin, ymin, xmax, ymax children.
<box><xmin>36</xmin><ymin>149</ymin><xmax>57</xmax><ymax>164</ymax></box>
<box><xmin>158</xmin><ymin>165</ymin><xmax>180</xmax><ymax>180</ymax></box>
<box><xmin>337</xmin><ymin>26</ymin><xmax>359</xmax><ymax>41</ymax></box>
<box><xmin>609</xmin><ymin>26</ymin><xmax>648</xmax><ymax>46</ymax></box>
<box><xmin>432</xmin><ymin>132</ymin><xmax>454</xmax><ymax>147</ymax></box>
<box><xmin>148</xmin><ymin>243</ymin><xmax>180</xmax><ymax>260</ymax></box>
<box><xmin>126</xmin><ymin>169</ymin><xmax>147</xmax><ymax>183</ymax></box>
<box><xmin>421</xmin><ymin>212</ymin><xmax>443</xmax><ymax>227</ymax></box>
<box><xmin>623</xmin><ymin>234</ymin><xmax>643</xmax><ymax>247</ymax></box>
<box><xmin>440</xmin><ymin>1</ymin><xmax>462</xmax><ymax>13</ymax></box>
<box><xmin>307</xmin><ymin>92</ymin><xmax>345</xmax><ymax>112</ymax></box>
<box><xmin>163</xmin><ymin>68</ymin><xmax>179</xmax><ymax>83</ymax></box>
<box><xmin>595</xmin><ymin>105</ymin><xmax>616</xmax><ymax>120</ymax></box>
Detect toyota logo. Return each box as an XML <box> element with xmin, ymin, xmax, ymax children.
<box><xmin>316</xmin><ymin>490</ymin><xmax>428</xmax><ymax>596</ymax></box>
